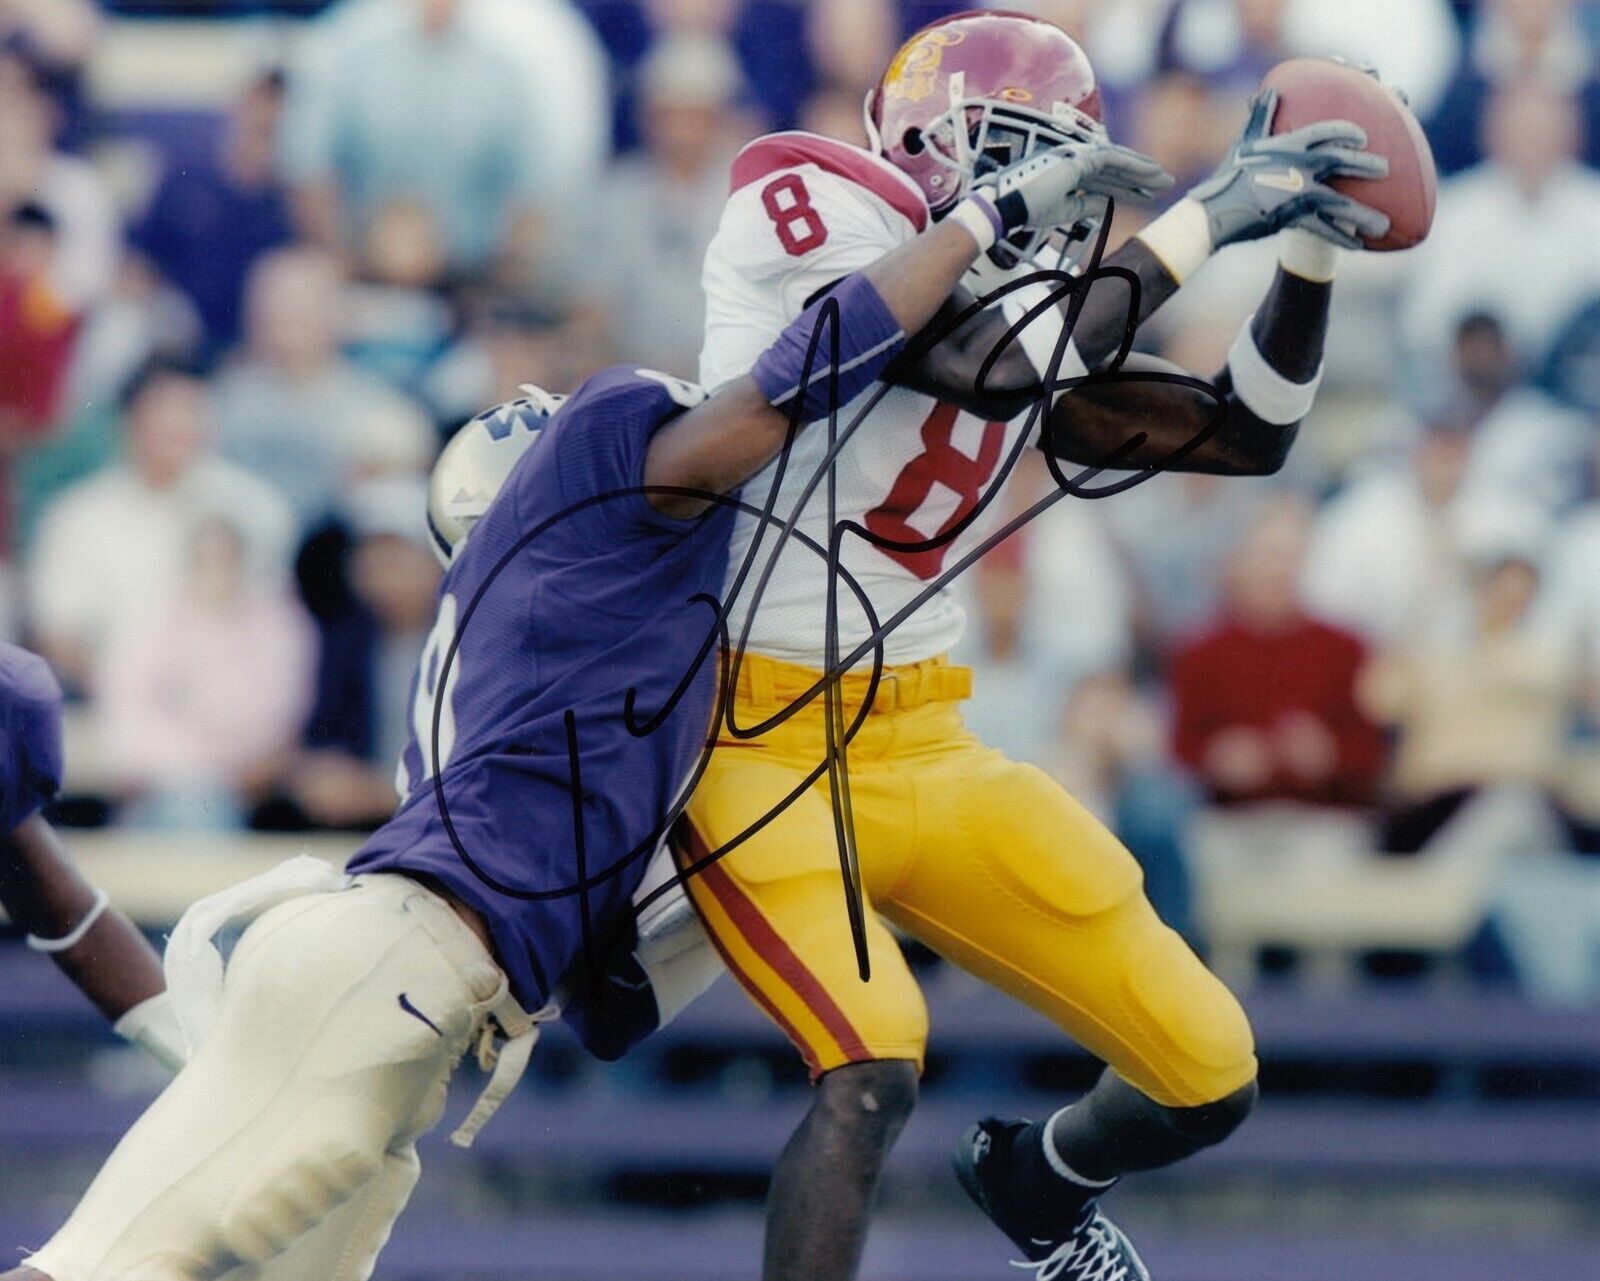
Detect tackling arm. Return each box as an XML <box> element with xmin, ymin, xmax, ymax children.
<box><xmin>644</xmin><ymin>133</ymin><xmax>1147</xmax><ymax>520</ymax></box>
<box><xmin>642</xmin><ymin>215</ymin><xmax>989</xmax><ymax>519</ymax></box>
<box><xmin>889</xmin><ymin>236</ymin><xmax>1182</xmax><ymax>420</ymax></box>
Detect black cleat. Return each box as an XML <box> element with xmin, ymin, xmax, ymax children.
<box><xmin>954</xmin><ymin>1117</ymin><xmax>1150</xmax><ymax>1280</ymax></box>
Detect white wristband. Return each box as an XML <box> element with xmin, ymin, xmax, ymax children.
<box><xmin>114</xmin><ymin>991</ymin><xmax>187</xmax><ymax>1073</ymax></box>
<box><xmin>26</xmin><ymin>888</ymin><xmax>110</xmax><ymax>954</ymax></box>
<box><xmin>1134</xmin><ymin>198</ymin><xmax>1213</xmax><ymax>284</ymax></box>
<box><xmin>948</xmin><ymin>195</ymin><xmax>1002</xmax><ymax>254</ymax></box>
<box><xmin>1227</xmin><ymin>316</ymin><xmax>1323</xmax><ymax>425</ymax></box>
<box><xmin>1278</xmin><ymin>227</ymin><xmax>1339</xmax><ymax>283</ymax></box>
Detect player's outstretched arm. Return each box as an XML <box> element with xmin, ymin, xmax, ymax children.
<box><xmin>643</xmin><ymin>143</ymin><xmax>1153</xmax><ymax>518</ymax></box>
<box><xmin>895</xmin><ymin>86</ymin><xmax>1387</xmax><ymax>423</ymax></box>
<box><xmin>1</xmin><ymin>816</ymin><xmax>181</xmax><ymax>1068</ymax></box>
<box><xmin>1041</xmin><ymin>229</ymin><xmax>1335</xmax><ymax>475</ymax></box>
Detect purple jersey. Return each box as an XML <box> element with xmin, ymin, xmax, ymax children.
<box><xmin>0</xmin><ymin>644</ymin><xmax>65</xmax><ymax>835</ymax></box>
<box><xmin>348</xmin><ymin>368</ymin><xmax>734</xmax><ymax>1011</ymax></box>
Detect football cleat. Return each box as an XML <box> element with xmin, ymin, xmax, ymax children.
<box><xmin>955</xmin><ymin>1117</ymin><xmax>1150</xmax><ymax>1281</ymax></box>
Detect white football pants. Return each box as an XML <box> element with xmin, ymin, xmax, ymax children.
<box><xmin>27</xmin><ymin>873</ymin><xmax>519</xmax><ymax>1281</ymax></box>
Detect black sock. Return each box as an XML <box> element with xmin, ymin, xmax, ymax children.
<box><xmin>1001</xmin><ymin>1114</ymin><xmax>1111</xmax><ymax>1238</ymax></box>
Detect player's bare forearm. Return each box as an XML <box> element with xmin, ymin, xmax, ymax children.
<box><xmin>643</xmin><ymin>221</ymin><xmax>984</xmax><ymax>517</ymax></box>
<box><xmin>1043</xmin><ymin>263</ymin><xmax>1332</xmax><ymax>475</ymax></box>
<box><xmin>861</xmin><ymin>219</ymin><xmax>993</xmax><ymax>339</ymax></box>
<box><xmin>1248</xmin><ymin>262</ymin><xmax>1330</xmax><ymax>382</ymax></box>
<box><xmin>1063</xmin><ymin>237</ymin><xmax>1182</xmax><ymax>370</ymax></box>
<box><xmin>889</xmin><ymin>238</ymin><xmax>1180</xmax><ymax>420</ymax></box>
<box><xmin>1</xmin><ymin>816</ymin><xmax>164</xmax><ymax>1020</ymax></box>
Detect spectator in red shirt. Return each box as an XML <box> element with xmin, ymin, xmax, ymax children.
<box><xmin>1169</xmin><ymin>497</ymin><xmax>1386</xmax><ymax>809</ymax></box>
<box><xmin>0</xmin><ymin>203</ymin><xmax>77</xmax><ymax>441</ymax></box>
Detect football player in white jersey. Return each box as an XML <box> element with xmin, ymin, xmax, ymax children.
<box><xmin>673</xmin><ymin>10</ymin><xmax>1394</xmax><ymax>1281</ymax></box>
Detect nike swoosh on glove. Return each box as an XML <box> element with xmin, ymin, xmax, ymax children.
<box><xmin>1189</xmin><ymin>87</ymin><xmax>1391</xmax><ymax>251</ymax></box>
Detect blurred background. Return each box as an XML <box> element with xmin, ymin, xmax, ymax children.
<box><xmin>0</xmin><ymin>0</ymin><xmax>1598</xmax><ymax>1278</ymax></box>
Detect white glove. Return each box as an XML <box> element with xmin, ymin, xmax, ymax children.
<box><xmin>957</xmin><ymin>138</ymin><xmax>1172</xmax><ymax>251</ymax></box>
<box><xmin>113</xmin><ymin>991</ymin><xmax>187</xmax><ymax>1074</ymax></box>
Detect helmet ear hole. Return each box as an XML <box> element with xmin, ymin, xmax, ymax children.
<box><xmin>901</xmin><ymin>127</ymin><xmax>925</xmax><ymax>156</ymax></box>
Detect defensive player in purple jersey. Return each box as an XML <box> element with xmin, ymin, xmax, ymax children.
<box><xmin>8</xmin><ymin>138</ymin><xmax>1119</xmax><ymax>1281</ymax></box>
<box><xmin>0</xmin><ymin>643</ymin><xmax>185</xmax><ymax>1070</ymax></box>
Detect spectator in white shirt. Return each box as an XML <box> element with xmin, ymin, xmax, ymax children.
<box><xmin>1402</xmin><ymin>82</ymin><xmax>1600</xmax><ymax>370</ymax></box>
<box><xmin>1444</xmin><ymin>311</ymin><xmax>1594</xmax><ymax>517</ymax></box>
<box><xmin>1302</xmin><ymin>416</ymin><xmax>1551</xmax><ymax>650</ymax></box>
<box><xmin>27</xmin><ymin>359</ymin><xmax>293</xmax><ymax>691</ymax></box>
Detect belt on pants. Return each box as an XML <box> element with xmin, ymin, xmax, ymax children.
<box><xmin>730</xmin><ymin>652</ymin><xmax>973</xmax><ymax>716</ymax></box>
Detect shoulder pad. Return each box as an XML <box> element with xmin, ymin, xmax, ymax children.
<box><xmin>730</xmin><ymin>131</ymin><xmax>929</xmax><ymax>232</ymax></box>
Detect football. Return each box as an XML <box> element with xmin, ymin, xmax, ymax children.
<box><xmin>1262</xmin><ymin>58</ymin><xmax>1438</xmax><ymax>251</ymax></box>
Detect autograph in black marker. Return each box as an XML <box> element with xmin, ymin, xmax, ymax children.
<box><xmin>427</xmin><ymin>208</ymin><xmax>1228</xmax><ymax>1011</ymax></box>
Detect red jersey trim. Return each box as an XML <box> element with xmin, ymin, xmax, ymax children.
<box><xmin>730</xmin><ymin>131</ymin><xmax>929</xmax><ymax>233</ymax></box>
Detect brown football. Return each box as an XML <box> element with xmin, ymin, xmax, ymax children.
<box><xmin>1261</xmin><ymin>58</ymin><xmax>1438</xmax><ymax>251</ymax></box>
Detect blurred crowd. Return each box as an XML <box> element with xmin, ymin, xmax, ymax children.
<box><xmin>4</xmin><ymin>0</ymin><xmax>1600</xmax><ymax>994</ymax></box>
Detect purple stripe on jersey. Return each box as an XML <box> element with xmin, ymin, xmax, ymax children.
<box><xmin>750</xmin><ymin>272</ymin><xmax>905</xmax><ymax>424</ymax></box>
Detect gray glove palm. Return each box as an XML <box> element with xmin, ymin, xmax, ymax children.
<box><xmin>1191</xmin><ymin>87</ymin><xmax>1391</xmax><ymax>251</ymax></box>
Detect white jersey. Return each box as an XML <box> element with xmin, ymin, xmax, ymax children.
<box><xmin>699</xmin><ymin>131</ymin><xmax>1065</xmax><ymax>668</ymax></box>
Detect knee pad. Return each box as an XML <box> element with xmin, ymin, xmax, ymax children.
<box><xmin>220</xmin><ymin>1101</ymin><xmax>387</xmax><ymax>1265</ymax></box>
<box><xmin>1122</xmin><ymin>919</ymin><xmax>1257</xmax><ymax>1107</ymax></box>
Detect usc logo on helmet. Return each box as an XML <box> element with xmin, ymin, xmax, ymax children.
<box><xmin>883</xmin><ymin>29</ymin><xmax>965</xmax><ymax>103</ymax></box>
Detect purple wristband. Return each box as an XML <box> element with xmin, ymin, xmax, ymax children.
<box><xmin>751</xmin><ymin>272</ymin><xmax>906</xmax><ymax>423</ymax></box>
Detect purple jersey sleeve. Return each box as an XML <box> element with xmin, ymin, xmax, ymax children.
<box><xmin>541</xmin><ymin>367</ymin><xmax>708</xmax><ymax>540</ymax></box>
<box><xmin>0</xmin><ymin>645</ymin><xmax>65</xmax><ymax>834</ymax></box>
<box><xmin>750</xmin><ymin>272</ymin><xmax>905</xmax><ymax>423</ymax></box>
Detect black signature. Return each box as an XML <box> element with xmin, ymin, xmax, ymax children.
<box><xmin>426</xmin><ymin>210</ymin><xmax>1228</xmax><ymax>1007</ymax></box>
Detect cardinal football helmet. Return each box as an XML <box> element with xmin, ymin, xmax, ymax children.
<box><xmin>865</xmin><ymin>9</ymin><xmax>1108</xmax><ymax>268</ymax></box>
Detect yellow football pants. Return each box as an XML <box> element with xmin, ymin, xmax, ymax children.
<box><xmin>678</xmin><ymin>652</ymin><xmax>1256</xmax><ymax>1108</ymax></box>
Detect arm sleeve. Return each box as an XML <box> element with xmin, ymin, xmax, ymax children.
<box><xmin>542</xmin><ymin>369</ymin><xmax>706</xmax><ymax>540</ymax></box>
<box><xmin>0</xmin><ymin>651</ymin><xmax>65</xmax><ymax>833</ymax></box>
